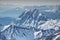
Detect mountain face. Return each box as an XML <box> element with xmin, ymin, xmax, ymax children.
<box><xmin>0</xmin><ymin>8</ymin><xmax>60</xmax><ymax>40</ymax></box>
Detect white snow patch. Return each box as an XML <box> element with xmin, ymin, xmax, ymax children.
<box><xmin>8</xmin><ymin>37</ymin><xmax>11</xmax><ymax>40</ymax></box>
<box><xmin>1</xmin><ymin>25</ymin><xmax>10</xmax><ymax>32</ymax></box>
<box><xmin>54</xmin><ymin>27</ymin><xmax>59</xmax><ymax>31</ymax></box>
<box><xmin>39</xmin><ymin>13</ymin><xmax>42</xmax><ymax>16</ymax></box>
<box><xmin>34</xmin><ymin>31</ymin><xmax>42</xmax><ymax>38</ymax></box>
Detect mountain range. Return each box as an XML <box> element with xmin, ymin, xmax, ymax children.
<box><xmin>0</xmin><ymin>6</ymin><xmax>60</xmax><ymax>40</ymax></box>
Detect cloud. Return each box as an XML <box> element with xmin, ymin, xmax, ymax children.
<box><xmin>0</xmin><ymin>0</ymin><xmax>60</xmax><ymax>7</ymax></box>
<box><xmin>44</xmin><ymin>9</ymin><xmax>57</xmax><ymax>13</ymax></box>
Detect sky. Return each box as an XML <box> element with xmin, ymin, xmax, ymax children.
<box><xmin>0</xmin><ymin>0</ymin><xmax>60</xmax><ymax>18</ymax></box>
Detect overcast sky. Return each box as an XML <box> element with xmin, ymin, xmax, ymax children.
<box><xmin>0</xmin><ymin>0</ymin><xmax>60</xmax><ymax>7</ymax></box>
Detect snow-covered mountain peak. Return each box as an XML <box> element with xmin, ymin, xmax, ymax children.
<box><xmin>0</xmin><ymin>7</ymin><xmax>60</xmax><ymax>40</ymax></box>
<box><xmin>15</xmin><ymin>8</ymin><xmax>48</xmax><ymax>28</ymax></box>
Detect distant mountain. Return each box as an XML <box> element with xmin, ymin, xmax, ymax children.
<box><xmin>0</xmin><ymin>24</ymin><xmax>4</xmax><ymax>31</ymax></box>
<box><xmin>0</xmin><ymin>7</ymin><xmax>24</xmax><ymax>18</ymax></box>
<box><xmin>0</xmin><ymin>17</ymin><xmax>15</xmax><ymax>25</ymax></box>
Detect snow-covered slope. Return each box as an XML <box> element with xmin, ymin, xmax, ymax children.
<box><xmin>34</xmin><ymin>19</ymin><xmax>60</xmax><ymax>40</ymax></box>
<box><xmin>0</xmin><ymin>24</ymin><xmax>34</xmax><ymax>40</ymax></box>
